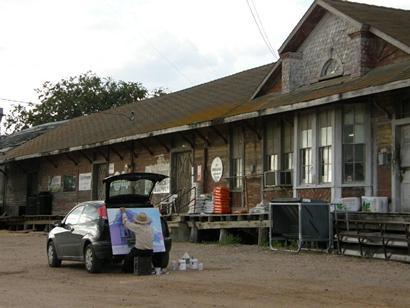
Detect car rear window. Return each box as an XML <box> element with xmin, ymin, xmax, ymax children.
<box><xmin>109</xmin><ymin>179</ymin><xmax>154</xmax><ymax>198</ymax></box>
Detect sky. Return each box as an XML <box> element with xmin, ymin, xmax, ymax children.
<box><xmin>0</xmin><ymin>0</ymin><xmax>410</xmax><ymax>120</ymax></box>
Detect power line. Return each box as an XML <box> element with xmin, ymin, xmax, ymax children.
<box><xmin>0</xmin><ymin>97</ymin><xmax>34</xmax><ymax>105</ymax></box>
<box><xmin>136</xmin><ymin>30</ymin><xmax>195</xmax><ymax>86</ymax></box>
<box><xmin>246</xmin><ymin>0</ymin><xmax>278</xmax><ymax>60</ymax></box>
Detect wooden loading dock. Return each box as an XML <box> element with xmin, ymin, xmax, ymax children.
<box><xmin>0</xmin><ymin>215</ymin><xmax>64</xmax><ymax>231</ymax></box>
<box><xmin>168</xmin><ymin>213</ymin><xmax>270</xmax><ymax>245</ymax></box>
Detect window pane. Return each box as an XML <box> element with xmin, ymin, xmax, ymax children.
<box><xmin>231</xmin><ymin>127</ymin><xmax>243</xmax><ymax>158</ymax></box>
<box><xmin>355</xmin><ymin>106</ymin><xmax>365</xmax><ymax>123</ymax></box>
<box><xmin>283</xmin><ymin>153</ymin><xmax>293</xmax><ymax>170</ymax></box>
<box><xmin>343</xmin><ymin>125</ymin><xmax>354</xmax><ymax>144</ymax></box>
<box><xmin>344</xmin><ymin>163</ymin><xmax>353</xmax><ymax>182</ymax></box>
<box><xmin>65</xmin><ymin>206</ymin><xmax>83</xmax><ymax>225</ymax></box>
<box><xmin>319</xmin><ymin>146</ymin><xmax>332</xmax><ymax>183</ymax></box>
<box><xmin>300</xmin><ymin>148</ymin><xmax>312</xmax><ymax>184</ymax></box>
<box><xmin>355</xmin><ymin>124</ymin><xmax>364</xmax><ymax>143</ymax></box>
<box><xmin>355</xmin><ymin>163</ymin><xmax>364</xmax><ymax>181</ymax></box>
<box><xmin>355</xmin><ymin>144</ymin><xmax>365</xmax><ymax>162</ymax></box>
<box><xmin>343</xmin><ymin>144</ymin><xmax>353</xmax><ymax>163</ymax></box>
<box><xmin>320</xmin><ymin>127</ymin><xmax>326</xmax><ymax>146</ymax></box>
<box><xmin>283</xmin><ymin>121</ymin><xmax>293</xmax><ymax>153</ymax></box>
<box><xmin>267</xmin><ymin>154</ymin><xmax>278</xmax><ymax>171</ymax></box>
<box><xmin>344</xmin><ymin>110</ymin><xmax>354</xmax><ymax>125</ymax></box>
<box><xmin>79</xmin><ymin>205</ymin><xmax>98</xmax><ymax>223</ymax></box>
<box><xmin>327</xmin><ymin>126</ymin><xmax>332</xmax><ymax>145</ymax></box>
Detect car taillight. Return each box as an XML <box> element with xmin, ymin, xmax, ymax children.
<box><xmin>98</xmin><ymin>205</ymin><xmax>108</xmax><ymax>219</ymax></box>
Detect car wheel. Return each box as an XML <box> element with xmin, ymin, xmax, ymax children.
<box><xmin>47</xmin><ymin>241</ymin><xmax>62</xmax><ymax>267</ymax></box>
<box><xmin>84</xmin><ymin>244</ymin><xmax>102</xmax><ymax>273</ymax></box>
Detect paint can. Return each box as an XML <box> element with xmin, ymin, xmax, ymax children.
<box><xmin>155</xmin><ymin>267</ymin><xmax>161</xmax><ymax>275</ymax></box>
<box><xmin>178</xmin><ymin>259</ymin><xmax>187</xmax><ymax>271</ymax></box>
<box><xmin>190</xmin><ymin>258</ymin><xmax>198</xmax><ymax>270</ymax></box>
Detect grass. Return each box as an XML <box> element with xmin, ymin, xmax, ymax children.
<box><xmin>219</xmin><ymin>234</ymin><xmax>242</xmax><ymax>245</ymax></box>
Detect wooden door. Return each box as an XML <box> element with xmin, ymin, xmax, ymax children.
<box><xmin>92</xmin><ymin>163</ymin><xmax>108</xmax><ymax>200</ymax></box>
<box><xmin>171</xmin><ymin>151</ymin><xmax>192</xmax><ymax>213</ymax></box>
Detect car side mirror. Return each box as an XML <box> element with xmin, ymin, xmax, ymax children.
<box><xmin>54</xmin><ymin>221</ymin><xmax>63</xmax><ymax>228</ymax></box>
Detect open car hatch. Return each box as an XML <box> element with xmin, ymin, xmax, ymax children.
<box><xmin>103</xmin><ymin>172</ymin><xmax>168</xmax><ymax>206</ymax></box>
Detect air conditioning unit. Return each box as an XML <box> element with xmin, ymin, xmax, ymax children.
<box><xmin>264</xmin><ymin>170</ymin><xmax>280</xmax><ymax>187</ymax></box>
<box><xmin>279</xmin><ymin>171</ymin><xmax>293</xmax><ymax>186</ymax></box>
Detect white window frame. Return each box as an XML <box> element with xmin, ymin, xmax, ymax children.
<box><xmin>262</xmin><ymin>118</ymin><xmax>294</xmax><ymax>189</ymax></box>
<box><xmin>299</xmin><ymin>113</ymin><xmax>314</xmax><ymax>185</ymax></box>
<box><xmin>294</xmin><ymin>109</ymin><xmax>335</xmax><ymax>191</ymax></box>
<box><xmin>333</xmin><ymin>103</ymin><xmax>372</xmax><ymax>200</ymax></box>
<box><xmin>230</xmin><ymin>126</ymin><xmax>244</xmax><ymax>191</ymax></box>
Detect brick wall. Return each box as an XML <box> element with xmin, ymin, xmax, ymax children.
<box><xmin>297</xmin><ymin>188</ymin><xmax>331</xmax><ymax>202</ymax></box>
<box><xmin>295</xmin><ymin>12</ymin><xmax>355</xmax><ymax>86</ymax></box>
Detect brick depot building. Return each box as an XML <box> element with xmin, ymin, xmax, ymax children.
<box><xmin>1</xmin><ymin>0</ymin><xmax>410</xmax><ymax>216</ymax></box>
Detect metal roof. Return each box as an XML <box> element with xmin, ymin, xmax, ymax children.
<box><xmin>2</xmin><ymin>63</ymin><xmax>274</xmax><ymax>161</ymax></box>
<box><xmin>2</xmin><ymin>0</ymin><xmax>410</xmax><ymax>163</ymax></box>
<box><xmin>3</xmin><ymin>60</ymin><xmax>410</xmax><ymax>163</ymax></box>
<box><xmin>0</xmin><ymin>121</ymin><xmax>67</xmax><ymax>155</ymax></box>
<box><xmin>322</xmin><ymin>0</ymin><xmax>410</xmax><ymax>49</ymax></box>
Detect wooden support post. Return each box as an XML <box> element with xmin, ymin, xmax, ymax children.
<box><xmin>195</xmin><ymin>130</ymin><xmax>211</xmax><ymax>146</ymax></box>
<box><xmin>211</xmin><ymin>126</ymin><xmax>228</xmax><ymax>144</ymax></box>
<box><xmin>179</xmin><ymin>132</ymin><xmax>195</xmax><ymax>148</ymax></box>
<box><xmin>138</xmin><ymin>140</ymin><xmax>154</xmax><ymax>156</ymax></box>
<box><xmin>244</xmin><ymin>120</ymin><xmax>261</xmax><ymax>140</ymax></box>
<box><xmin>79</xmin><ymin>151</ymin><xmax>93</xmax><ymax>164</ymax></box>
<box><xmin>46</xmin><ymin>157</ymin><xmax>58</xmax><ymax>168</ymax></box>
<box><xmin>110</xmin><ymin>147</ymin><xmax>124</xmax><ymax>161</ymax></box>
<box><xmin>154</xmin><ymin>136</ymin><xmax>170</xmax><ymax>153</ymax></box>
<box><xmin>219</xmin><ymin>229</ymin><xmax>228</xmax><ymax>243</ymax></box>
<box><xmin>190</xmin><ymin>222</ymin><xmax>199</xmax><ymax>243</ymax></box>
<box><xmin>65</xmin><ymin>153</ymin><xmax>79</xmax><ymax>166</ymax></box>
<box><xmin>170</xmin><ymin>222</ymin><xmax>190</xmax><ymax>242</ymax></box>
<box><xmin>258</xmin><ymin>227</ymin><xmax>268</xmax><ymax>246</ymax></box>
<box><xmin>97</xmin><ymin>149</ymin><xmax>109</xmax><ymax>162</ymax></box>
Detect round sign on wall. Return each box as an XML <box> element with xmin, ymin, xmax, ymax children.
<box><xmin>211</xmin><ymin>157</ymin><xmax>223</xmax><ymax>182</ymax></box>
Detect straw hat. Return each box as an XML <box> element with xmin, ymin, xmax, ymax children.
<box><xmin>133</xmin><ymin>212</ymin><xmax>151</xmax><ymax>225</ymax></box>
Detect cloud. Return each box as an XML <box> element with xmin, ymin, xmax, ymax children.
<box><xmin>0</xmin><ymin>0</ymin><xmax>409</xmax><ymax>119</ymax></box>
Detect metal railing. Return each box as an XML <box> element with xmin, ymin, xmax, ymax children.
<box><xmin>157</xmin><ymin>186</ymin><xmax>197</xmax><ymax>215</ymax></box>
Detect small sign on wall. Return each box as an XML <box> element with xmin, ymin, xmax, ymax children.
<box><xmin>79</xmin><ymin>173</ymin><xmax>92</xmax><ymax>191</ymax></box>
<box><xmin>63</xmin><ymin>175</ymin><xmax>76</xmax><ymax>192</ymax></box>
<box><xmin>48</xmin><ymin>175</ymin><xmax>62</xmax><ymax>192</ymax></box>
<box><xmin>109</xmin><ymin>163</ymin><xmax>115</xmax><ymax>175</ymax></box>
<box><xmin>211</xmin><ymin>157</ymin><xmax>223</xmax><ymax>183</ymax></box>
<box><xmin>145</xmin><ymin>155</ymin><xmax>170</xmax><ymax>194</ymax></box>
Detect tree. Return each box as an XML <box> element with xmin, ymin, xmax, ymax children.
<box><xmin>3</xmin><ymin>72</ymin><xmax>168</xmax><ymax>134</ymax></box>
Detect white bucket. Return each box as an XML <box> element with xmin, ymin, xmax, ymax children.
<box><xmin>178</xmin><ymin>259</ymin><xmax>186</xmax><ymax>271</ymax></box>
<box><xmin>190</xmin><ymin>258</ymin><xmax>198</xmax><ymax>270</ymax></box>
<box><xmin>362</xmin><ymin>197</ymin><xmax>388</xmax><ymax>213</ymax></box>
<box><xmin>333</xmin><ymin>197</ymin><xmax>361</xmax><ymax>212</ymax></box>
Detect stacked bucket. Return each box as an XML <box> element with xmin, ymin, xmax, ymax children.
<box><xmin>213</xmin><ymin>186</ymin><xmax>231</xmax><ymax>214</ymax></box>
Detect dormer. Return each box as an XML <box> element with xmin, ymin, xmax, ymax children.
<box><xmin>254</xmin><ymin>0</ymin><xmax>410</xmax><ymax>97</ymax></box>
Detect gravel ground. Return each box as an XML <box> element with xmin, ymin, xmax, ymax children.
<box><xmin>0</xmin><ymin>230</ymin><xmax>410</xmax><ymax>307</ymax></box>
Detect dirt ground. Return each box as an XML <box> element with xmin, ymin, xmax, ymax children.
<box><xmin>0</xmin><ymin>231</ymin><xmax>410</xmax><ymax>307</ymax></box>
